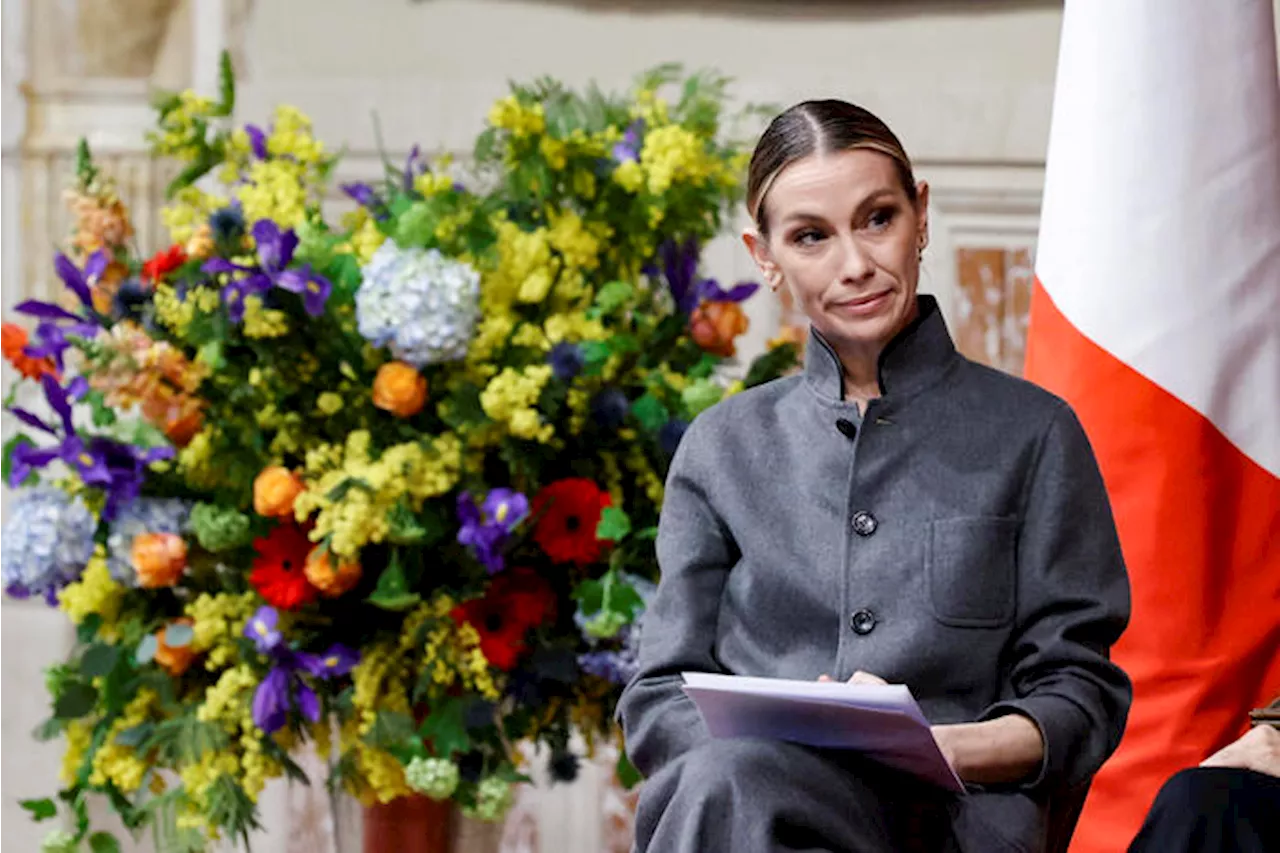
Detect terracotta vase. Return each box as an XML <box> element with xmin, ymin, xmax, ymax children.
<box><xmin>362</xmin><ymin>795</ymin><xmax>453</xmax><ymax>853</ymax></box>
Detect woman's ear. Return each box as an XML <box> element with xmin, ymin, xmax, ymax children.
<box><xmin>743</xmin><ymin>228</ymin><xmax>782</xmax><ymax>291</ymax></box>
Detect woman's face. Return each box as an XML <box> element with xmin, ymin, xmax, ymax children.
<box><xmin>745</xmin><ymin>149</ymin><xmax>929</xmax><ymax>357</ymax></box>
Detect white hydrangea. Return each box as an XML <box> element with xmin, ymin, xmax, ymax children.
<box><xmin>355</xmin><ymin>240</ymin><xmax>482</xmax><ymax>367</ymax></box>
<box><xmin>0</xmin><ymin>488</ymin><xmax>96</xmax><ymax>597</ymax></box>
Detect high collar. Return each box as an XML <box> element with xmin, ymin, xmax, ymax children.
<box><xmin>803</xmin><ymin>295</ymin><xmax>959</xmax><ymax>405</ymax></box>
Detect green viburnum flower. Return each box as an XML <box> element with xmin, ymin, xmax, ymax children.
<box><xmin>404</xmin><ymin>757</ymin><xmax>460</xmax><ymax>801</ymax></box>
<box><xmin>463</xmin><ymin>776</ymin><xmax>515</xmax><ymax>823</ymax></box>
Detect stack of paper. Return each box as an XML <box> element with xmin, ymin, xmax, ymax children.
<box><xmin>681</xmin><ymin>672</ymin><xmax>964</xmax><ymax>792</ymax></box>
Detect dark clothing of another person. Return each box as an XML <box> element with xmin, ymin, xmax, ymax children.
<box><xmin>618</xmin><ymin>297</ymin><xmax>1132</xmax><ymax>852</ymax></box>
<box><xmin>1127</xmin><ymin>766</ymin><xmax>1280</xmax><ymax>853</ymax></box>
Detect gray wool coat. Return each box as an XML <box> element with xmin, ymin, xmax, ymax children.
<box><xmin>618</xmin><ymin>296</ymin><xmax>1132</xmax><ymax>852</ymax></box>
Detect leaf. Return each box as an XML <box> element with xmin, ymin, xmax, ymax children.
<box><xmin>635</xmin><ymin>526</ymin><xmax>658</xmax><ymax>541</ymax></box>
<box><xmin>366</xmin><ymin>554</ymin><xmax>421</xmax><ymax>611</ymax></box>
<box><xmin>76</xmin><ymin>613</ymin><xmax>104</xmax><ymax>644</ymax></box>
<box><xmin>591</xmin><ymin>280</ymin><xmax>634</xmax><ymax>316</ymax></box>
<box><xmin>89</xmin><ymin>831</ymin><xmax>122</xmax><ymax>853</ymax></box>
<box><xmin>196</xmin><ymin>339</ymin><xmax>225</xmax><ymax>370</ymax></box>
<box><xmin>579</xmin><ymin>340</ymin><xmax>611</xmax><ymax>368</ymax></box>
<box><xmin>440</xmin><ymin>382</ymin><xmax>486</xmax><ymax>429</ymax></box>
<box><xmin>20</xmin><ymin>798</ymin><xmax>57</xmax><ymax>821</ymax></box>
<box><xmin>596</xmin><ymin>506</ymin><xmax>632</xmax><ymax>542</ymax></box>
<box><xmin>85</xmin><ymin>389</ymin><xmax>117</xmax><ymax>426</ymax></box>
<box><xmin>744</xmin><ymin>342</ymin><xmax>799</xmax><ymax>388</ymax></box>
<box><xmin>114</xmin><ymin>722</ymin><xmax>154</xmax><ymax>748</ymax></box>
<box><xmin>216</xmin><ymin>50</ymin><xmax>236</xmax><ymax>116</ymax></box>
<box><xmin>145</xmin><ymin>717</ymin><xmax>229</xmax><ymax>765</ymax></box>
<box><xmin>32</xmin><ymin>716</ymin><xmax>63</xmax><ymax>742</ymax></box>
<box><xmin>2</xmin><ymin>434</ymin><xmax>35</xmax><ymax>485</ymax></box>
<box><xmin>135</xmin><ymin>634</ymin><xmax>159</xmax><ymax>665</ymax></box>
<box><xmin>616</xmin><ymin>751</ymin><xmax>642</xmax><ymax>789</ymax></box>
<box><xmin>688</xmin><ymin>354</ymin><xmax>719</xmax><ymax>379</ymax></box>
<box><xmin>387</xmin><ymin>501</ymin><xmax>445</xmax><ymax>546</ymax></box>
<box><xmin>573</xmin><ymin>577</ymin><xmax>604</xmax><ymax>616</ymax></box>
<box><xmin>362</xmin><ymin>710</ymin><xmax>417</xmax><ymax>750</ymax></box>
<box><xmin>629</xmin><ymin>394</ymin><xmax>669</xmax><ymax>433</ymax></box>
<box><xmin>80</xmin><ymin>643</ymin><xmax>121</xmax><ymax>678</ymax></box>
<box><xmin>54</xmin><ymin>682</ymin><xmax>99</xmax><ymax>719</ymax></box>
<box><xmin>326</xmin><ymin>476</ymin><xmax>371</xmax><ymax>503</ymax></box>
<box><xmin>609</xmin><ymin>579</ymin><xmax>645</xmax><ymax>619</ymax></box>
<box><xmin>164</xmin><ymin>623</ymin><xmax>194</xmax><ymax>648</ymax></box>
<box><xmin>417</xmin><ymin>697</ymin><xmax>471</xmax><ymax>759</ymax></box>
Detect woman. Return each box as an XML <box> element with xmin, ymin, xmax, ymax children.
<box><xmin>618</xmin><ymin>100</ymin><xmax>1132</xmax><ymax>852</ymax></box>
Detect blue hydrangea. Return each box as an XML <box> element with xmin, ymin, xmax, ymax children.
<box><xmin>578</xmin><ymin>627</ymin><xmax>641</xmax><ymax>685</ymax></box>
<box><xmin>355</xmin><ymin>240</ymin><xmax>481</xmax><ymax>367</ymax></box>
<box><xmin>576</xmin><ymin>574</ymin><xmax>657</xmax><ymax>685</ymax></box>
<box><xmin>106</xmin><ymin>497</ymin><xmax>192</xmax><ymax>583</ymax></box>
<box><xmin>1</xmin><ymin>488</ymin><xmax>97</xmax><ymax>602</ymax></box>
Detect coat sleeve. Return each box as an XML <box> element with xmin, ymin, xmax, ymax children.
<box><xmin>617</xmin><ymin>415</ymin><xmax>739</xmax><ymax>778</ymax></box>
<box><xmin>980</xmin><ymin>400</ymin><xmax>1133</xmax><ymax>790</ymax></box>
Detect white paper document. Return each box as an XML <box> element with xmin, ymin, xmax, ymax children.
<box><xmin>680</xmin><ymin>672</ymin><xmax>965</xmax><ymax>793</ymax></box>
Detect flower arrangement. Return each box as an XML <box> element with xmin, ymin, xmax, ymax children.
<box><xmin>2</xmin><ymin>54</ymin><xmax>796</xmax><ymax>850</ymax></box>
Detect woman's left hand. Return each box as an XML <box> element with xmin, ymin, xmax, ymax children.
<box><xmin>817</xmin><ymin>670</ymin><xmax>888</xmax><ymax>686</ymax></box>
<box><xmin>930</xmin><ymin>715</ymin><xmax>1045</xmax><ymax>785</ymax></box>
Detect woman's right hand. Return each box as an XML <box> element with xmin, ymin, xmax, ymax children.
<box><xmin>818</xmin><ymin>670</ymin><xmax>888</xmax><ymax>686</ymax></box>
<box><xmin>1200</xmin><ymin>725</ymin><xmax>1280</xmax><ymax>777</ymax></box>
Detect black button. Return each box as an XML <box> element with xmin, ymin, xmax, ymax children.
<box><xmin>835</xmin><ymin>418</ymin><xmax>858</xmax><ymax>439</ymax></box>
<box><xmin>851</xmin><ymin>510</ymin><xmax>878</xmax><ymax>536</ymax></box>
<box><xmin>850</xmin><ymin>608</ymin><xmax>877</xmax><ymax>635</ymax></box>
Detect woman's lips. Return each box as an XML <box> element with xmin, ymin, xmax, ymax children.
<box><xmin>832</xmin><ymin>290</ymin><xmax>891</xmax><ymax>316</ymax></box>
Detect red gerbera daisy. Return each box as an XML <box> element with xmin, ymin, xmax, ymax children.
<box><xmin>530</xmin><ymin>478</ymin><xmax>612</xmax><ymax>565</ymax></box>
<box><xmin>249</xmin><ymin>524</ymin><xmax>319</xmax><ymax>610</ymax></box>
<box><xmin>451</xmin><ymin>568</ymin><xmax>557</xmax><ymax>670</ymax></box>
<box><xmin>142</xmin><ymin>244</ymin><xmax>187</xmax><ymax>283</ymax></box>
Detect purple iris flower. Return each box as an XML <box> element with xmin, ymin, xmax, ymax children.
<box><xmin>250</xmin><ymin>641</ymin><xmax>360</xmax><ymax>734</ymax></box>
<box><xmin>612</xmin><ymin>120</ymin><xmax>644</xmax><ymax>164</ymax></box>
<box><xmin>244</xmin><ymin>605</ymin><xmax>284</xmax><ymax>654</ymax></box>
<box><xmin>251</xmin><ymin>666</ymin><xmax>294</xmax><ymax>733</ymax></box>
<box><xmin>15</xmin><ymin>251</ymin><xmax>106</xmax><ymax>370</ymax></box>
<box><xmin>7</xmin><ymin>374</ymin><xmax>173</xmax><ymax>520</ymax></box>
<box><xmin>654</xmin><ymin>238</ymin><xmax>759</xmax><ymax>314</ymax></box>
<box><xmin>297</xmin><ymin>643</ymin><xmax>361</xmax><ymax>679</ymax></box>
<box><xmin>402</xmin><ymin>145</ymin><xmax>423</xmax><ymax>192</ymax></box>
<box><xmin>203</xmin><ymin>220</ymin><xmax>332</xmax><ymax>320</ymax></box>
<box><xmin>55</xmin><ymin>251</ymin><xmax>106</xmax><ymax>309</ymax></box>
<box><xmin>244</xmin><ymin>124</ymin><xmax>269</xmax><ymax>160</ymax></box>
<box><xmin>456</xmin><ymin>488</ymin><xmax>528</xmax><ymax>574</ymax></box>
<box><xmin>340</xmin><ymin>182</ymin><xmax>388</xmax><ymax>220</ymax></box>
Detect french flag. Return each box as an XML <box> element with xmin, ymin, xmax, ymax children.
<box><xmin>1024</xmin><ymin>0</ymin><xmax>1280</xmax><ymax>848</ymax></box>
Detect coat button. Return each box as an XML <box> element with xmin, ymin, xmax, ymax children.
<box><xmin>851</xmin><ymin>510</ymin><xmax>878</xmax><ymax>536</ymax></box>
<box><xmin>850</xmin><ymin>608</ymin><xmax>877</xmax><ymax>635</ymax></box>
<box><xmin>835</xmin><ymin>418</ymin><xmax>858</xmax><ymax>439</ymax></box>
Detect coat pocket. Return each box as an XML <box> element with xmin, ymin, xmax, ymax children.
<box><xmin>926</xmin><ymin>516</ymin><xmax>1017</xmax><ymax>628</ymax></box>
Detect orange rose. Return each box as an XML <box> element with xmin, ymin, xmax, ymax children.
<box><xmin>132</xmin><ymin>533</ymin><xmax>188</xmax><ymax>588</ymax></box>
<box><xmin>154</xmin><ymin>618</ymin><xmax>197</xmax><ymax>676</ymax></box>
<box><xmin>254</xmin><ymin>466</ymin><xmax>305</xmax><ymax>519</ymax></box>
<box><xmin>690</xmin><ymin>301</ymin><xmax>750</xmax><ymax>358</ymax></box>
<box><xmin>304</xmin><ymin>546</ymin><xmax>362</xmax><ymax>598</ymax></box>
<box><xmin>372</xmin><ymin>361</ymin><xmax>428</xmax><ymax>418</ymax></box>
